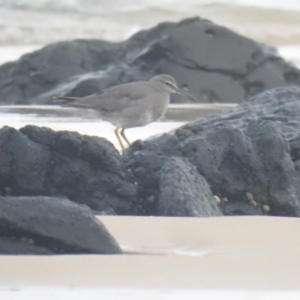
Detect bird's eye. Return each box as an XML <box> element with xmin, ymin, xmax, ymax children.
<box><xmin>164</xmin><ymin>81</ymin><xmax>171</xmax><ymax>86</ymax></box>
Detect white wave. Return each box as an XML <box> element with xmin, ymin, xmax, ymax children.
<box><xmin>233</xmin><ymin>0</ymin><xmax>300</xmax><ymax>11</ymax></box>
<box><xmin>1</xmin><ymin>0</ymin><xmax>300</xmax><ymax>13</ymax></box>
<box><xmin>39</xmin><ymin>68</ymin><xmax>112</xmax><ymax>98</ymax></box>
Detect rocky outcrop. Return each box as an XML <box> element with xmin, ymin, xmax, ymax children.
<box><xmin>181</xmin><ymin>120</ymin><xmax>298</xmax><ymax>216</ymax></box>
<box><xmin>1</xmin><ymin>87</ymin><xmax>300</xmax><ymax>217</ymax></box>
<box><xmin>0</xmin><ymin>17</ymin><xmax>299</xmax><ymax>105</ymax></box>
<box><xmin>158</xmin><ymin>157</ymin><xmax>222</xmax><ymax>217</ymax></box>
<box><xmin>124</xmin><ymin>86</ymin><xmax>300</xmax><ymax>217</ymax></box>
<box><xmin>0</xmin><ymin>125</ymin><xmax>139</xmax><ymax>215</ymax></box>
<box><xmin>0</xmin><ymin>125</ymin><xmax>222</xmax><ymax>217</ymax></box>
<box><xmin>124</xmin><ymin>150</ymin><xmax>222</xmax><ymax>217</ymax></box>
<box><xmin>0</xmin><ymin>196</ymin><xmax>122</xmax><ymax>254</ymax></box>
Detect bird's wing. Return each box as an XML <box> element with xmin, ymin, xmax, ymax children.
<box><xmin>91</xmin><ymin>82</ymin><xmax>150</xmax><ymax>112</ymax></box>
<box><xmin>54</xmin><ymin>81</ymin><xmax>150</xmax><ymax>111</ymax></box>
<box><xmin>53</xmin><ymin>95</ymin><xmax>97</xmax><ymax>108</ymax></box>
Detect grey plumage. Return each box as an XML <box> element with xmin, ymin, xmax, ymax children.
<box><xmin>54</xmin><ymin>74</ymin><xmax>196</xmax><ymax>150</ymax></box>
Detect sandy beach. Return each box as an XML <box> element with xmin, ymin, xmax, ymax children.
<box><xmin>0</xmin><ymin>216</ymin><xmax>300</xmax><ymax>299</ymax></box>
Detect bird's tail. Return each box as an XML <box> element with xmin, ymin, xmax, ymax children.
<box><xmin>53</xmin><ymin>96</ymin><xmax>79</xmax><ymax>105</ymax></box>
<box><xmin>53</xmin><ymin>96</ymin><xmax>90</xmax><ymax>108</ymax></box>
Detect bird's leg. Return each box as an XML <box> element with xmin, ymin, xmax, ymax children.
<box><xmin>114</xmin><ymin>127</ymin><xmax>125</xmax><ymax>151</ymax></box>
<box><xmin>120</xmin><ymin>128</ymin><xmax>131</xmax><ymax>146</ymax></box>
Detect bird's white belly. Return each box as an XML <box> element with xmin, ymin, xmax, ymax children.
<box><xmin>115</xmin><ymin>109</ymin><xmax>162</xmax><ymax>128</ymax></box>
<box><xmin>103</xmin><ymin>94</ymin><xmax>170</xmax><ymax>129</ymax></box>
<box><xmin>134</xmin><ymin>100</ymin><xmax>169</xmax><ymax>128</ymax></box>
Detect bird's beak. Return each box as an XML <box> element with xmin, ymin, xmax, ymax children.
<box><xmin>172</xmin><ymin>85</ymin><xmax>197</xmax><ymax>102</ymax></box>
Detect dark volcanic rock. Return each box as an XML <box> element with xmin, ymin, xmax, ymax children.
<box><xmin>178</xmin><ymin>86</ymin><xmax>300</xmax><ymax>141</ymax></box>
<box><xmin>0</xmin><ymin>17</ymin><xmax>299</xmax><ymax>104</ymax></box>
<box><xmin>158</xmin><ymin>157</ymin><xmax>222</xmax><ymax>217</ymax></box>
<box><xmin>123</xmin><ymin>137</ymin><xmax>222</xmax><ymax>217</ymax></box>
<box><xmin>0</xmin><ymin>125</ymin><xmax>138</xmax><ymax>215</ymax></box>
<box><xmin>0</xmin><ymin>40</ymin><xmax>120</xmax><ymax>104</ymax></box>
<box><xmin>181</xmin><ymin>120</ymin><xmax>299</xmax><ymax>216</ymax></box>
<box><xmin>0</xmin><ymin>196</ymin><xmax>122</xmax><ymax>254</ymax></box>
<box><xmin>124</xmin><ymin>86</ymin><xmax>300</xmax><ymax>217</ymax></box>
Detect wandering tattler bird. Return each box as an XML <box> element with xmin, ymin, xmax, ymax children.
<box><xmin>54</xmin><ymin>74</ymin><xmax>196</xmax><ymax>150</ymax></box>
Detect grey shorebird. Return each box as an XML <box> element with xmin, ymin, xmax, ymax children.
<box><xmin>54</xmin><ymin>74</ymin><xmax>196</xmax><ymax>150</ymax></box>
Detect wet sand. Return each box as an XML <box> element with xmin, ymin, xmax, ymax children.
<box><xmin>0</xmin><ymin>216</ymin><xmax>300</xmax><ymax>290</ymax></box>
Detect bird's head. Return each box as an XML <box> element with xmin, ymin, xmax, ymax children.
<box><xmin>149</xmin><ymin>74</ymin><xmax>196</xmax><ymax>102</ymax></box>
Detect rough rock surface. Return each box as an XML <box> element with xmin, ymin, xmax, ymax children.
<box><xmin>124</xmin><ymin>86</ymin><xmax>300</xmax><ymax>217</ymax></box>
<box><xmin>0</xmin><ymin>17</ymin><xmax>299</xmax><ymax>105</ymax></box>
<box><xmin>158</xmin><ymin>157</ymin><xmax>222</xmax><ymax>217</ymax></box>
<box><xmin>2</xmin><ymin>87</ymin><xmax>300</xmax><ymax>217</ymax></box>
<box><xmin>181</xmin><ymin>120</ymin><xmax>298</xmax><ymax>216</ymax></box>
<box><xmin>0</xmin><ymin>125</ymin><xmax>139</xmax><ymax>215</ymax></box>
<box><xmin>0</xmin><ymin>196</ymin><xmax>122</xmax><ymax>254</ymax></box>
<box><xmin>122</xmin><ymin>136</ymin><xmax>221</xmax><ymax>217</ymax></box>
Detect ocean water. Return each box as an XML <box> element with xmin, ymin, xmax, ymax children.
<box><xmin>0</xmin><ymin>0</ymin><xmax>300</xmax><ymax>68</ymax></box>
<box><xmin>0</xmin><ymin>0</ymin><xmax>299</xmax><ymax>69</ymax></box>
<box><xmin>0</xmin><ymin>0</ymin><xmax>300</xmax><ymax>47</ymax></box>
<box><xmin>1</xmin><ymin>0</ymin><xmax>300</xmax><ymax>12</ymax></box>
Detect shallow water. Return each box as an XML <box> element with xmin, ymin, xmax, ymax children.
<box><xmin>0</xmin><ymin>104</ymin><xmax>235</xmax><ymax>150</ymax></box>
<box><xmin>0</xmin><ymin>106</ymin><xmax>185</xmax><ymax>151</ymax></box>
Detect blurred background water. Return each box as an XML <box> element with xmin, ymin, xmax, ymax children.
<box><xmin>0</xmin><ymin>0</ymin><xmax>300</xmax><ymax>66</ymax></box>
